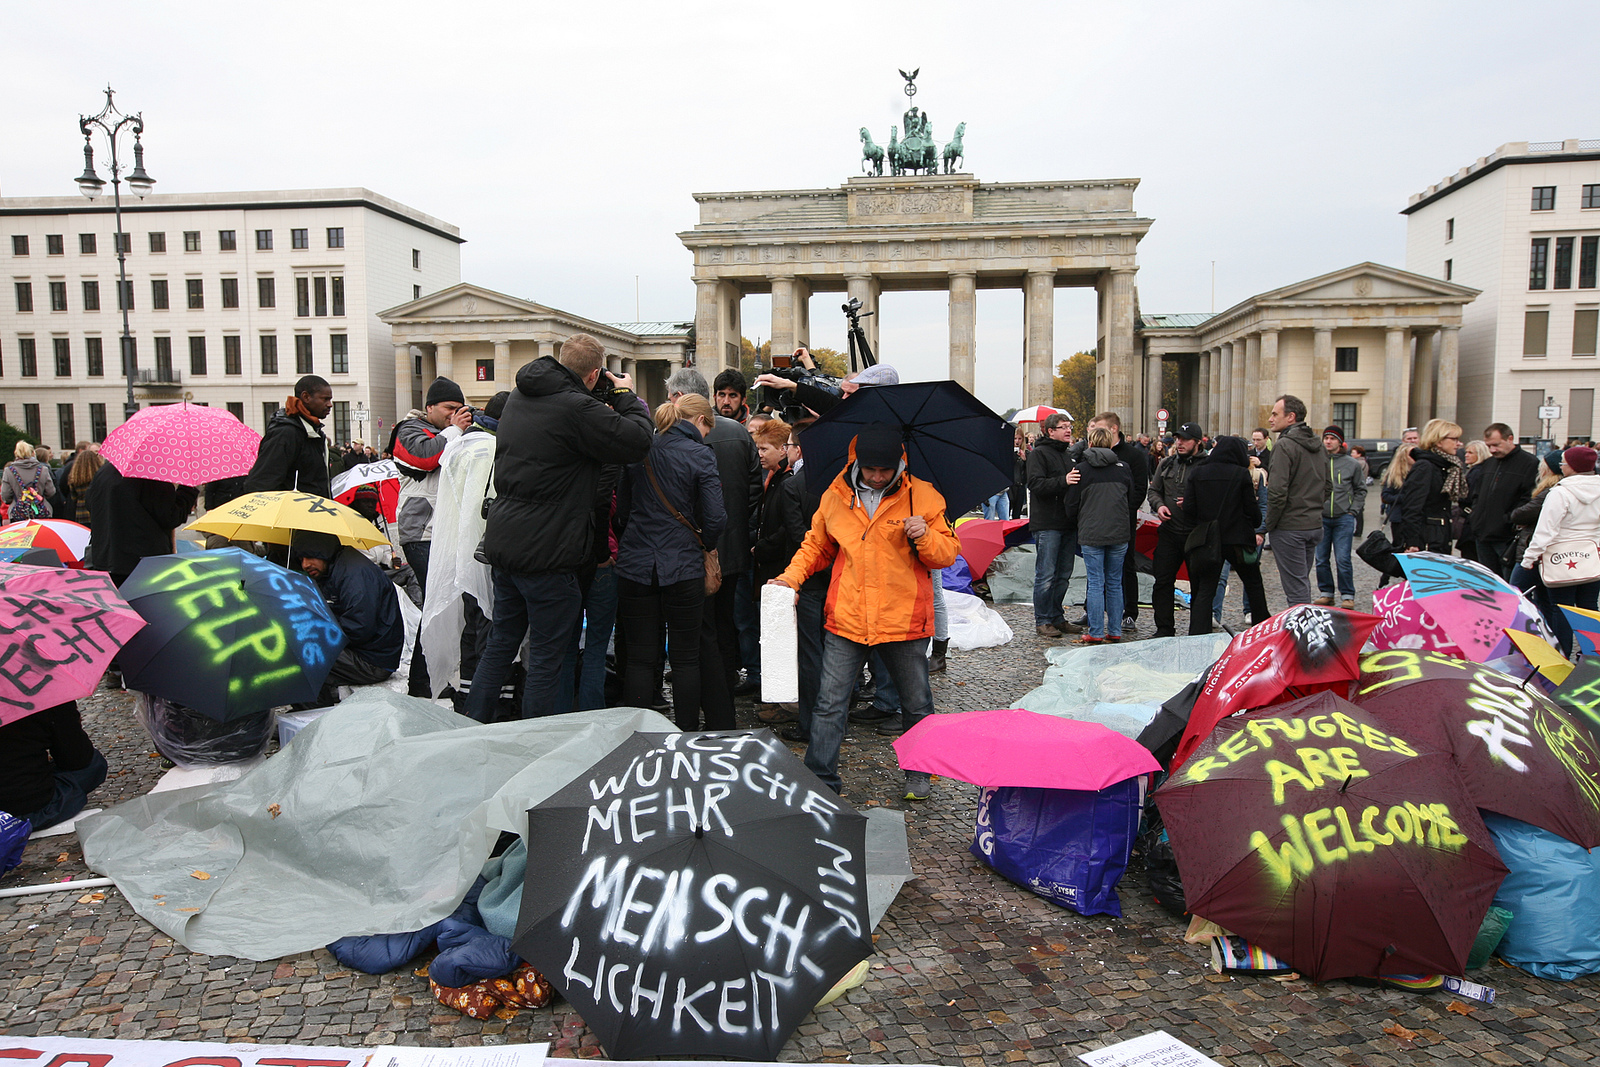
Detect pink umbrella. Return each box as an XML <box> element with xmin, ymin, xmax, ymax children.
<box><xmin>1370</xmin><ymin>579</ymin><xmax>1556</xmax><ymax>665</ymax></box>
<box><xmin>0</xmin><ymin>564</ymin><xmax>146</xmax><ymax>726</ymax></box>
<box><xmin>99</xmin><ymin>401</ymin><xmax>263</xmax><ymax>486</ymax></box>
<box><xmin>894</xmin><ymin>708</ymin><xmax>1159</xmax><ymax>790</ymax></box>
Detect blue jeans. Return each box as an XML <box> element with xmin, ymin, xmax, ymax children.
<box><xmin>796</xmin><ymin>584</ymin><xmax>827</xmax><ymax>735</ymax></box>
<box><xmin>810</xmin><ymin>632</ymin><xmax>933</xmax><ymax>793</ymax></box>
<box><xmin>16</xmin><ymin>750</ymin><xmax>107</xmax><ymax>832</ymax></box>
<box><xmin>931</xmin><ymin>569</ymin><xmax>948</xmax><ymax>640</ymax></box>
<box><xmin>734</xmin><ymin>572</ymin><xmax>760</xmax><ymax>681</ymax></box>
<box><xmin>464</xmin><ymin>568</ymin><xmax>583</xmax><ymax>722</ymax></box>
<box><xmin>1214</xmin><ymin>560</ymin><xmax>1231</xmax><ymax>624</ymax></box>
<box><xmin>554</xmin><ymin>563</ymin><xmax>619</xmax><ymax>713</ymax></box>
<box><xmin>1316</xmin><ymin>513</ymin><xmax>1358</xmax><ymax>599</ymax></box>
<box><xmin>1032</xmin><ymin>529</ymin><xmax>1078</xmax><ymax>627</ymax></box>
<box><xmin>1081</xmin><ymin>543</ymin><xmax>1128</xmax><ymax>638</ymax></box>
<box><xmin>982</xmin><ymin>491</ymin><xmax>1011</xmax><ymax>521</ymax></box>
<box><xmin>869</xmin><ymin>648</ymin><xmax>901</xmax><ymax>713</ymax></box>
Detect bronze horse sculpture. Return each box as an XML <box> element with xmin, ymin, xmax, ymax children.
<box><xmin>943</xmin><ymin>122</ymin><xmax>966</xmax><ymax>174</ymax></box>
<box><xmin>859</xmin><ymin>128</ymin><xmax>885</xmax><ymax>176</ymax></box>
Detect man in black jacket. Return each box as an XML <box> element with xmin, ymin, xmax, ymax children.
<box><xmin>1470</xmin><ymin>422</ymin><xmax>1540</xmax><ymax>576</ymax></box>
<box><xmin>668</xmin><ymin>367</ymin><xmax>760</xmax><ymax>701</ymax></box>
<box><xmin>296</xmin><ymin>530</ymin><xmax>404</xmax><ymax>702</ymax></box>
<box><xmin>243</xmin><ymin>375</ymin><xmax>336</xmax><ymax>498</ymax></box>
<box><xmin>1147</xmin><ymin>423</ymin><xmax>1205</xmax><ymax>637</ymax></box>
<box><xmin>1026</xmin><ymin>413</ymin><xmax>1082</xmax><ymax>636</ymax></box>
<box><xmin>86</xmin><ymin>461</ymin><xmax>200</xmax><ymax>585</ymax></box>
<box><xmin>465</xmin><ymin>335</ymin><xmax>653</xmax><ymax>721</ymax></box>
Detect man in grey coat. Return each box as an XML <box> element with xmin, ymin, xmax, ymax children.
<box><xmin>1264</xmin><ymin>395</ymin><xmax>1330</xmax><ymax>607</ymax></box>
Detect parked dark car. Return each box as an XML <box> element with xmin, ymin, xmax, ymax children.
<box><xmin>1347</xmin><ymin>438</ymin><xmax>1402</xmax><ymax>482</ymax></box>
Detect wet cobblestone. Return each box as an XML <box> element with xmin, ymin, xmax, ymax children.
<box><xmin>4</xmin><ymin>535</ymin><xmax>1598</xmax><ymax>1063</ymax></box>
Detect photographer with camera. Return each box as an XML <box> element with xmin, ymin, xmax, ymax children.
<box><xmin>391</xmin><ymin>376</ymin><xmax>477</xmax><ymax>695</ymax></box>
<box><xmin>464</xmin><ymin>335</ymin><xmax>653</xmax><ymax>721</ymax></box>
<box><xmin>753</xmin><ymin>349</ymin><xmax>898</xmax><ymax>420</ymax></box>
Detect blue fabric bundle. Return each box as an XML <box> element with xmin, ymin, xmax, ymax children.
<box><xmin>328</xmin><ymin>872</ymin><xmax>519</xmax><ymax>987</ymax></box>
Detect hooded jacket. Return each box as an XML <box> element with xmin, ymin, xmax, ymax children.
<box><xmin>615</xmin><ymin>420</ymin><xmax>727</xmax><ymax>588</ymax></box>
<box><xmin>244</xmin><ymin>409</ymin><xmax>334</xmax><ymax>498</ymax></box>
<box><xmin>1325</xmin><ymin>449</ymin><xmax>1368</xmax><ymax>519</ymax></box>
<box><xmin>1061</xmin><ymin>447</ymin><xmax>1133</xmax><ymax>546</ymax></box>
<box><xmin>301</xmin><ymin>540</ymin><xmax>405</xmax><ymax>670</ymax></box>
<box><xmin>1024</xmin><ymin>437</ymin><xmax>1075</xmax><ymax>531</ymax></box>
<box><xmin>1522</xmin><ymin>474</ymin><xmax>1600</xmax><ymax>570</ymax></box>
<box><xmin>1265</xmin><ymin>422</ymin><xmax>1329</xmax><ymax>532</ymax></box>
<box><xmin>482</xmin><ymin>356</ymin><xmax>654</xmax><ymax>575</ymax></box>
<box><xmin>1182</xmin><ymin>437</ymin><xmax>1262</xmax><ymax>546</ymax></box>
<box><xmin>779</xmin><ymin>440</ymin><xmax>960</xmax><ymax>645</ymax></box>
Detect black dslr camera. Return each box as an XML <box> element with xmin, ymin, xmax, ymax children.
<box><xmin>591</xmin><ymin>369</ymin><xmax>622</xmax><ymax>403</ymax></box>
<box><xmin>753</xmin><ymin>351</ymin><xmax>843</xmax><ymax>421</ymax></box>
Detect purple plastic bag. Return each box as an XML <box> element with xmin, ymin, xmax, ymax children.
<box><xmin>970</xmin><ymin>779</ymin><xmax>1141</xmax><ymax>916</ymax></box>
<box><xmin>1</xmin><ymin>811</ymin><xmax>30</xmax><ymax>875</ymax></box>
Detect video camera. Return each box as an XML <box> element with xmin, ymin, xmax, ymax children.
<box><xmin>753</xmin><ymin>351</ymin><xmax>843</xmax><ymax>422</ymax></box>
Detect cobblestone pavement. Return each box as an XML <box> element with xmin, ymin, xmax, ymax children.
<box><xmin>4</xmin><ymin>529</ymin><xmax>1599</xmax><ymax>1064</ymax></box>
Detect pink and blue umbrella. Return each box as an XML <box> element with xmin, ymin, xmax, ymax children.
<box><xmin>1394</xmin><ymin>551</ymin><xmax>1532</xmax><ymax>662</ymax></box>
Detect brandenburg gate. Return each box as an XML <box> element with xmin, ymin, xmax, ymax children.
<box><xmin>677</xmin><ymin>172</ymin><xmax>1153</xmax><ymax>415</ymax></box>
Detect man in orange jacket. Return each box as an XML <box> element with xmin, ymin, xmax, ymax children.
<box><xmin>771</xmin><ymin>425</ymin><xmax>960</xmax><ymax>799</ymax></box>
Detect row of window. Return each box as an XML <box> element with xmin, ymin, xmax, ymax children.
<box><xmin>5</xmin><ymin>395</ymin><xmax>368</xmax><ymax>451</ymax></box>
<box><xmin>1531</xmin><ymin>185</ymin><xmax>1600</xmax><ymax>211</ymax></box>
<box><xmin>1523</xmin><ymin>309</ymin><xmax>1600</xmax><ymax>357</ymax></box>
<box><xmin>1529</xmin><ymin>236</ymin><xmax>1600</xmax><ymax>290</ymax></box>
<box><xmin>10</xmin><ymin>228</ymin><xmax>345</xmax><ymax>257</ymax></box>
<box><xmin>1</xmin><ymin>332</ymin><xmax>352</xmax><ymax>379</ymax></box>
<box><xmin>12</xmin><ymin>275</ymin><xmax>345</xmax><ymax>316</ymax></box>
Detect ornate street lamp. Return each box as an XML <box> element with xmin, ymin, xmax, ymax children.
<box><xmin>75</xmin><ymin>86</ymin><xmax>155</xmax><ymax>422</ymax></box>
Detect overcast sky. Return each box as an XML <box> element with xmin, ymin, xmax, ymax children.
<box><xmin>5</xmin><ymin>1</ymin><xmax>1596</xmax><ymax>411</ymax></box>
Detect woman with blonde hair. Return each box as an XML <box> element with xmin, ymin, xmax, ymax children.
<box><xmin>1</xmin><ymin>439</ymin><xmax>55</xmax><ymax>521</ymax></box>
<box><xmin>1398</xmin><ymin>419</ymin><xmax>1467</xmax><ymax>554</ymax></box>
<box><xmin>615</xmin><ymin>394</ymin><xmax>728</xmax><ymax>728</ymax></box>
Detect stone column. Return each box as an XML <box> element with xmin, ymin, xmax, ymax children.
<box><xmin>793</xmin><ymin>278</ymin><xmax>812</xmax><ymax>349</ymax></box>
<box><xmin>1103</xmin><ymin>268</ymin><xmax>1137</xmax><ymax>416</ymax></box>
<box><xmin>694</xmin><ymin>280</ymin><xmax>723</xmax><ymax>377</ymax></box>
<box><xmin>1218</xmin><ymin>342</ymin><xmax>1235</xmax><ymax>435</ymax></box>
<box><xmin>1409</xmin><ymin>328</ymin><xmax>1437</xmax><ymax>426</ymax></box>
<box><xmin>538</xmin><ymin>340</ymin><xmax>557</xmax><ymax>361</ymax></box>
<box><xmin>1144</xmin><ymin>354</ymin><xmax>1164</xmax><ymax>435</ymax></box>
<box><xmin>1257</xmin><ymin>329</ymin><xmax>1279</xmax><ymax>428</ymax></box>
<box><xmin>607</xmin><ymin>354</ymin><xmax>623</xmax><ymax>374</ymax></box>
<box><xmin>393</xmin><ymin>343</ymin><xmax>412</xmax><ymax>422</ymax></box>
<box><xmin>948</xmin><ymin>272</ymin><xmax>977</xmax><ymax>392</ymax></box>
<box><xmin>1210</xmin><ymin>348</ymin><xmax>1224</xmax><ymax>433</ymax></box>
<box><xmin>1244</xmin><ymin>333</ymin><xmax>1261</xmax><ymax>433</ymax></box>
<box><xmin>1382</xmin><ymin>326</ymin><xmax>1407</xmax><ymax>438</ymax></box>
<box><xmin>1198</xmin><ymin>349</ymin><xmax>1212</xmax><ymax>429</ymax></box>
<box><xmin>494</xmin><ymin>340</ymin><xmax>512</xmax><ymax>390</ymax></box>
<box><xmin>1436</xmin><ymin>326</ymin><xmax>1460</xmax><ymax>424</ymax></box>
<box><xmin>845</xmin><ymin>274</ymin><xmax>880</xmax><ymax>365</ymax></box>
<box><xmin>1025</xmin><ymin>270</ymin><xmax>1055</xmax><ymax>407</ymax></box>
<box><xmin>1311</xmin><ymin>328</ymin><xmax>1334</xmax><ymax>431</ymax></box>
<box><xmin>770</xmin><ymin>277</ymin><xmax>798</xmax><ymax>358</ymax></box>
<box><xmin>433</xmin><ymin>342</ymin><xmax>454</xmax><ymax>384</ymax></box>
<box><xmin>1231</xmin><ymin>341</ymin><xmax>1248</xmax><ymax>437</ymax></box>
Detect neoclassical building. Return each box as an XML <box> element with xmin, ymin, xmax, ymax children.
<box><xmin>378</xmin><ymin>283</ymin><xmax>690</xmax><ymax>415</ymax></box>
<box><xmin>1138</xmin><ymin>263</ymin><xmax>1479</xmax><ymax>439</ymax></box>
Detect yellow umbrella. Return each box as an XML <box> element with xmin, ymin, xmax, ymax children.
<box><xmin>187</xmin><ymin>491</ymin><xmax>390</xmax><ymax>550</ymax></box>
<box><xmin>1504</xmin><ymin>626</ymin><xmax>1575</xmax><ymax>685</ymax></box>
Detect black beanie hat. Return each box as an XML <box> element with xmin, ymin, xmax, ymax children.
<box><xmin>853</xmin><ymin>425</ymin><xmax>903</xmax><ymax>468</ymax></box>
<box><xmin>292</xmin><ymin>529</ymin><xmax>343</xmax><ymax>561</ymax></box>
<box><xmin>1322</xmin><ymin>424</ymin><xmax>1345</xmax><ymax>444</ymax></box>
<box><xmin>425</xmin><ymin>377</ymin><xmax>465</xmax><ymax>407</ymax></box>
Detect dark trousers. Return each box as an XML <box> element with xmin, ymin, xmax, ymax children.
<box><xmin>698</xmin><ymin>597</ymin><xmax>736</xmax><ymax>730</ymax></box>
<box><xmin>463</xmin><ymin>568</ymin><xmax>582</xmax><ymax>721</ymax></box>
<box><xmin>733</xmin><ymin>571</ymin><xmax>760</xmax><ymax>681</ymax></box>
<box><xmin>1187</xmin><ymin>546</ymin><xmax>1269</xmax><ymax>634</ymax></box>
<box><xmin>1122</xmin><ymin>527</ymin><xmax>1140</xmax><ymax>619</ymax></box>
<box><xmin>618</xmin><ymin>576</ymin><xmax>716</xmax><ymax>730</ymax></box>
<box><xmin>796</xmin><ymin>584</ymin><xmax>827</xmax><ymax>736</ymax></box>
<box><xmin>1476</xmin><ymin>538</ymin><xmax>1514</xmax><ymax>579</ymax></box>
<box><xmin>713</xmin><ymin>578</ymin><xmax>744</xmax><ymax>692</ymax></box>
<box><xmin>15</xmin><ymin>750</ymin><xmax>107</xmax><ymax>832</ymax></box>
<box><xmin>320</xmin><ymin>646</ymin><xmax>397</xmax><ymax>703</ymax></box>
<box><xmin>402</xmin><ymin>539</ymin><xmax>432</xmax><ymax>697</ymax></box>
<box><xmin>1151</xmin><ymin>523</ymin><xmax>1189</xmax><ymax>633</ymax></box>
<box><xmin>1548</xmin><ymin>579</ymin><xmax>1600</xmax><ymax>658</ymax></box>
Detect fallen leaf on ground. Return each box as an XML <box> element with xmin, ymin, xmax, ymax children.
<box><xmin>190</xmin><ymin>871</ymin><xmax>211</xmax><ymax>881</ymax></box>
<box><xmin>178</xmin><ymin>907</ymin><xmax>200</xmax><ymax>913</ymax></box>
<box><xmin>1383</xmin><ymin>1021</ymin><xmax>1418</xmax><ymax>1042</ymax></box>
<box><xmin>1447</xmin><ymin>1001</ymin><xmax>1476</xmax><ymax>1016</ymax></box>
<box><xmin>57</xmin><ymin>853</ymin><xmax>69</xmax><ymax>863</ymax></box>
<box><xmin>152</xmin><ymin>894</ymin><xmax>164</xmax><ymax>899</ymax></box>
<box><xmin>267</xmin><ymin>804</ymin><xmax>281</xmax><ymax>819</ymax></box>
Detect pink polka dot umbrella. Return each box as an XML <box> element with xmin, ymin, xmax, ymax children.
<box><xmin>99</xmin><ymin>401</ymin><xmax>263</xmax><ymax>486</ymax></box>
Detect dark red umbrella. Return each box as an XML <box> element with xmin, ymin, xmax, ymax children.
<box><xmin>1351</xmin><ymin>649</ymin><xmax>1600</xmax><ymax>848</ymax></box>
<box><xmin>1156</xmin><ymin>692</ymin><xmax>1507</xmax><ymax>982</ymax></box>
<box><xmin>1171</xmin><ymin>605</ymin><xmax>1381</xmax><ymax>771</ymax></box>
<box><xmin>955</xmin><ymin>517</ymin><xmax>1030</xmax><ymax>578</ymax></box>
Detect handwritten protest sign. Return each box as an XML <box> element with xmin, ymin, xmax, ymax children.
<box><xmin>512</xmin><ymin>730</ymin><xmax>873</xmax><ymax>1060</ymax></box>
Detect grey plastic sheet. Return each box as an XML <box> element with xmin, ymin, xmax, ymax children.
<box><xmin>1008</xmin><ymin>634</ymin><xmax>1230</xmax><ymax>738</ymax></box>
<box><xmin>985</xmin><ymin>544</ymin><xmax>1156</xmax><ymax>607</ymax></box>
<box><xmin>77</xmin><ymin>693</ymin><xmax>676</xmax><ymax>960</ymax></box>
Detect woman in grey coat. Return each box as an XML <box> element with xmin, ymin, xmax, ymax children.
<box><xmin>1</xmin><ymin>441</ymin><xmax>56</xmax><ymax>520</ymax></box>
<box><xmin>1061</xmin><ymin>426</ymin><xmax>1134</xmax><ymax>642</ymax></box>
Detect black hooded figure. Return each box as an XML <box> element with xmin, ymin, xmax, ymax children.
<box><xmin>1181</xmin><ymin>435</ymin><xmax>1270</xmax><ymax>632</ymax></box>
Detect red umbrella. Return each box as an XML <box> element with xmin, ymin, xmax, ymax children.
<box><xmin>1172</xmin><ymin>605</ymin><xmax>1381</xmax><ymax>771</ymax></box>
<box><xmin>1352</xmin><ymin>649</ymin><xmax>1600</xmax><ymax>848</ymax></box>
<box><xmin>1157</xmin><ymin>692</ymin><xmax>1507</xmax><ymax>982</ymax></box>
<box><xmin>955</xmin><ymin>517</ymin><xmax>1031</xmax><ymax>578</ymax></box>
